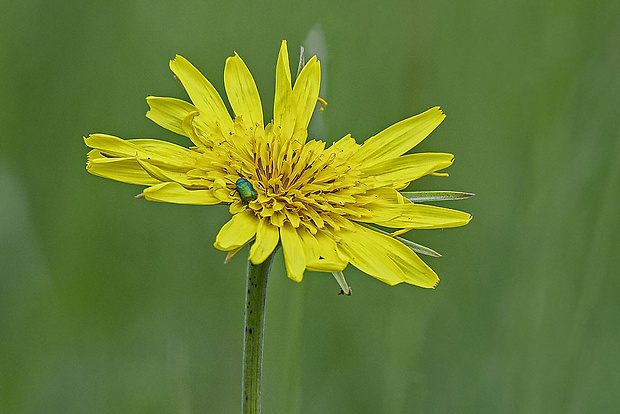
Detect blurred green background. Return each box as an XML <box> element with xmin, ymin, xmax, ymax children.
<box><xmin>2</xmin><ymin>0</ymin><xmax>619</xmax><ymax>412</ymax></box>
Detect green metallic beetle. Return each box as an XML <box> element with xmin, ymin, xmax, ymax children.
<box><xmin>236</xmin><ymin>178</ymin><xmax>258</xmax><ymax>203</ymax></box>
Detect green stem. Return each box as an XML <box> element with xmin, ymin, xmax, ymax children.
<box><xmin>242</xmin><ymin>252</ymin><xmax>274</xmax><ymax>414</ymax></box>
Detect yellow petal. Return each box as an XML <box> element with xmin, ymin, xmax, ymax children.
<box><xmin>273</xmin><ymin>40</ymin><xmax>295</xmax><ymax>141</ymax></box>
<box><xmin>363</xmin><ymin>153</ymin><xmax>454</xmax><ymax>188</ymax></box>
<box><xmin>337</xmin><ymin>223</ymin><xmax>439</xmax><ymax>288</ymax></box>
<box><xmin>314</xmin><ymin>231</ymin><xmax>349</xmax><ymax>263</ymax></box>
<box><xmin>169</xmin><ymin>55</ymin><xmax>234</xmax><ymax>135</ymax></box>
<box><xmin>368</xmin><ymin>203</ymin><xmax>473</xmax><ymax>229</ymax></box>
<box><xmin>143</xmin><ymin>182</ymin><xmax>220</xmax><ymax>205</ymax></box>
<box><xmin>146</xmin><ymin>96</ymin><xmax>197</xmax><ymax>136</ymax></box>
<box><xmin>353</xmin><ymin>107</ymin><xmax>446</xmax><ymax>168</ymax></box>
<box><xmin>214</xmin><ymin>210</ymin><xmax>259</xmax><ymax>251</ymax></box>
<box><xmin>249</xmin><ymin>218</ymin><xmax>280</xmax><ymax>264</ymax></box>
<box><xmin>280</xmin><ymin>223</ymin><xmax>306</xmax><ymax>282</ymax></box>
<box><xmin>181</xmin><ymin>111</ymin><xmax>211</xmax><ymax>148</ymax></box>
<box><xmin>224</xmin><ymin>53</ymin><xmax>264</xmax><ymax>130</ymax></box>
<box><xmin>291</xmin><ymin>56</ymin><xmax>320</xmax><ymax>132</ymax></box>
<box><xmin>306</xmin><ymin>260</ymin><xmax>348</xmax><ymax>273</ymax></box>
<box><xmin>355</xmin><ymin>188</ymin><xmax>406</xmax><ymax>222</ymax></box>
<box><xmin>86</xmin><ymin>150</ymin><xmax>161</xmax><ymax>185</ymax></box>
<box><xmin>84</xmin><ymin>134</ymin><xmax>196</xmax><ymax>171</ymax></box>
<box><xmin>130</xmin><ymin>140</ymin><xmax>197</xmax><ymax>170</ymax></box>
<box><xmin>297</xmin><ymin>226</ymin><xmax>320</xmax><ymax>263</ymax></box>
<box><xmin>85</xmin><ymin>134</ymin><xmax>138</xmax><ymax>155</ymax></box>
<box><xmin>135</xmin><ymin>158</ymin><xmax>193</xmax><ymax>187</ymax></box>
<box><xmin>299</xmin><ymin>228</ymin><xmax>348</xmax><ymax>272</ymax></box>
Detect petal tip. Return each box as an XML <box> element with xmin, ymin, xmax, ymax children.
<box><xmin>169</xmin><ymin>55</ymin><xmax>189</xmax><ymax>71</ymax></box>
<box><xmin>287</xmin><ymin>272</ymin><xmax>304</xmax><ymax>283</ymax></box>
<box><xmin>429</xmin><ymin>106</ymin><xmax>446</xmax><ymax>120</ymax></box>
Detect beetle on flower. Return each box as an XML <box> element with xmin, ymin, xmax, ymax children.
<box><xmin>85</xmin><ymin>41</ymin><xmax>472</xmax><ymax>289</ymax></box>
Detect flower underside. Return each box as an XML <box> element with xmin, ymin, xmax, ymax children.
<box><xmin>85</xmin><ymin>41</ymin><xmax>472</xmax><ymax>288</ymax></box>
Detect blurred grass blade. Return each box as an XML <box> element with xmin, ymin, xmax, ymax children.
<box><xmin>401</xmin><ymin>191</ymin><xmax>475</xmax><ymax>203</ymax></box>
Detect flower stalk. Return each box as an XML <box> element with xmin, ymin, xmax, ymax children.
<box><xmin>242</xmin><ymin>251</ymin><xmax>274</xmax><ymax>414</ymax></box>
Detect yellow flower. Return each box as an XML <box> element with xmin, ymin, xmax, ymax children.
<box><xmin>85</xmin><ymin>41</ymin><xmax>472</xmax><ymax>288</ymax></box>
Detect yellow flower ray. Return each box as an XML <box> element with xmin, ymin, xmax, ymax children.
<box><xmin>85</xmin><ymin>41</ymin><xmax>473</xmax><ymax>289</ymax></box>
<box><xmin>249</xmin><ymin>218</ymin><xmax>280</xmax><ymax>265</ymax></box>
<box><xmin>170</xmin><ymin>55</ymin><xmax>235</xmax><ymax>136</ymax></box>
<box><xmin>224</xmin><ymin>53</ymin><xmax>264</xmax><ymax>131</ymax></box>
<box><xmin>146</xmin><ymin>96</ymin><xmax>197</xmax><ymax>136</ymax></box>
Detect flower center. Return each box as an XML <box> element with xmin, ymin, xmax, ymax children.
<box><xmin>191</xmin><ymin>116</ymin><xmax>373</xmax><ymax>232</ymax></box>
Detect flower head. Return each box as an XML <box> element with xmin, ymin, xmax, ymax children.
<box><xmin>85</xmin><ymin>41</ymin><xmax>472</xmax><ymax>288</ymax></box>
